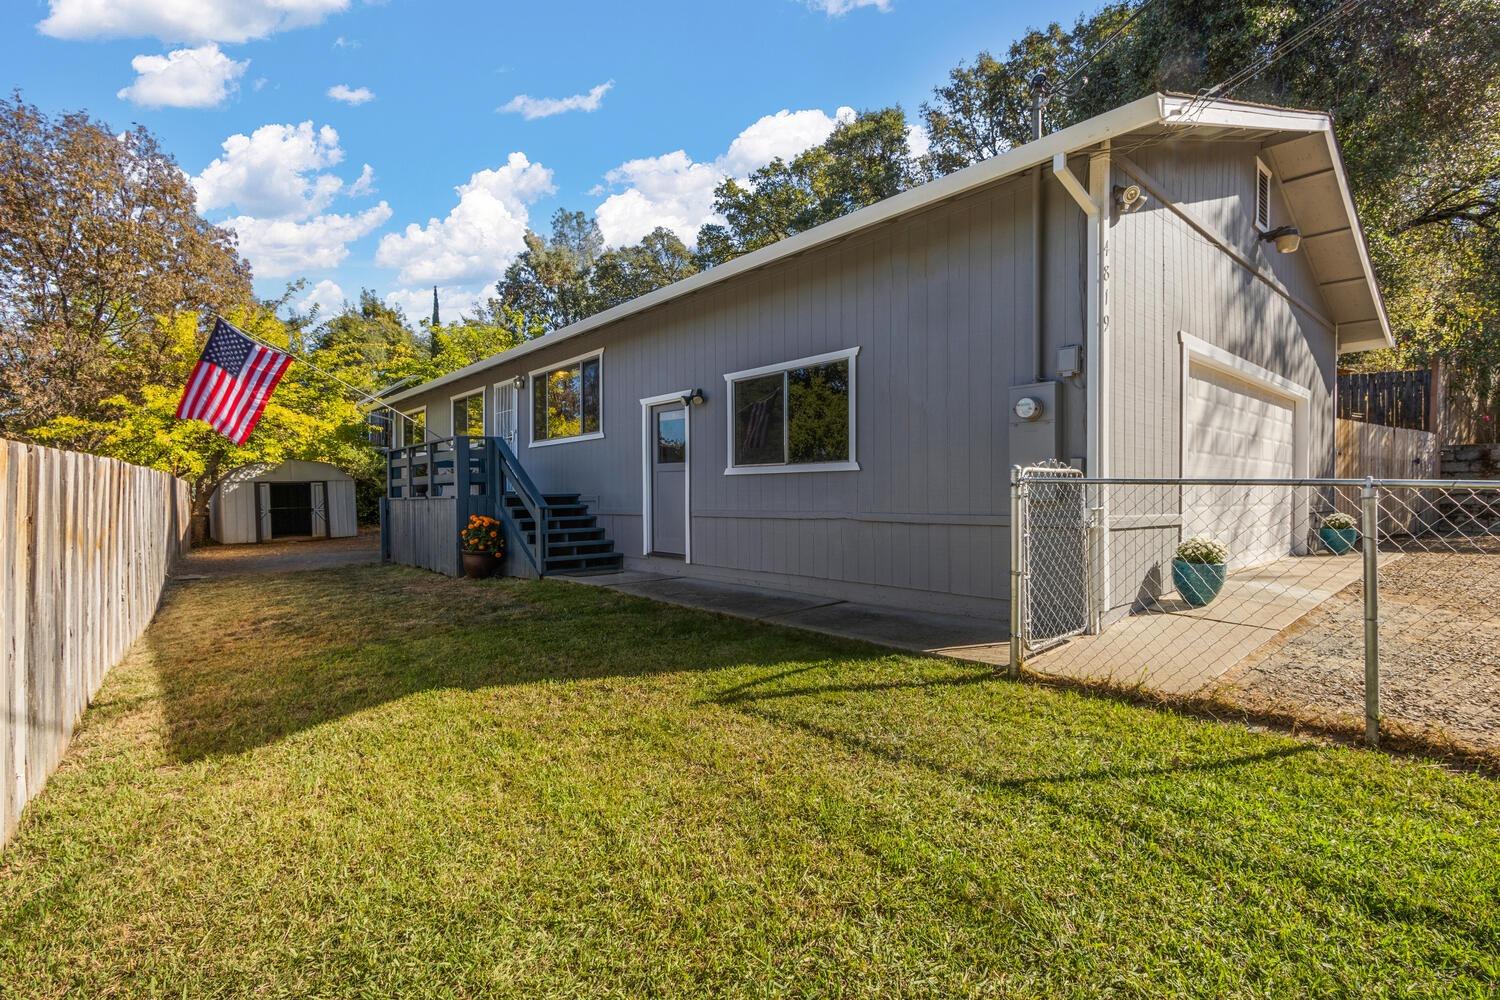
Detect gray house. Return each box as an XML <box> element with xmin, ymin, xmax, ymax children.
<box><xmin>382</xmin><ymin>93</ymin><xmax>1390</xmax><ymax>619</ymax></box>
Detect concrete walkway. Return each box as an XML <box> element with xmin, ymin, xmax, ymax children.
<box><xmin>562</xmin><ymin>570</ymin><xmax>1009</xmax><ymax>654</ymax></box>
<box><xmin>1003</xmin><ymin>552</ymin><xmax>1400</xmax><ymax>696</ymax></box>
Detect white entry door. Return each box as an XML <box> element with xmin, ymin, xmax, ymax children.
<box><xmin>493</xmin><ymin>383</ymin><xmax>518</xmax><ymax>454</ymax></box>
<box><xmin>1182</xmin><ymin>363</ymin><xmax>1298</xmax><ymax>569</ymax></box>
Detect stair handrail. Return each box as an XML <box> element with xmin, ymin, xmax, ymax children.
<box><xmin>490</xmin><ymin>434</ymin><xmax>548</xmax><ymax>575</ymax></box>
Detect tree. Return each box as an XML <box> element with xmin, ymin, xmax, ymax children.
<box><xmin>592</xmin><ymin>227</ymin><xmax>699</xmax><ymax>310</ymax></box>
<box><xmin>694</xmin><ymin>107</ymin><xmax>919</xmax><ymax>267</ymax></box>
<box><xmin>0</xmin><ymin>92</ymin><xmax>252</xmax><ymax>432</ymax></box>
<box><xmin>31</xmin><ymin>307</ymin><xmax>376</xmax><ymax>541</ymax></box>
<box><xmin>495</xmin><ymin>209</ymin><xmax>605</xmax><ymax>332</ymax></box>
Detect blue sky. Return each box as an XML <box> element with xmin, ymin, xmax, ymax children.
<box><xmin>4</xmin><ymin>0</ymin><xmax>1093</xmax><ymax>323</ymax></box>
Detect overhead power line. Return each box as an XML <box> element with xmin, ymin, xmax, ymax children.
<box><xmin>1053</xmin><ymin>0</ymin><xmax>1157</xmax><ymax>98</ymax></box>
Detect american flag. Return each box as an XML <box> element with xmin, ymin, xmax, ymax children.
<box><xmin>175</xmin><ymin>318</ymin><xmax>293</xmax><ymax>445</ymax></box>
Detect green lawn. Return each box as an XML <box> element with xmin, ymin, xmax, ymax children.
<box><xmin>2</xmin><ymin>565</ymin><xmax>1497</xmax><ymax>998</ymax></box>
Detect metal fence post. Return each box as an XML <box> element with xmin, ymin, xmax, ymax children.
<box><xmin>1361</xmin><ymin>476</ymin><xmax>1380</xmax><ymax>747</ymax></box>
<box><xmin>1009</xmin><ymin>467</ymin><xmax>1024</xmax><ymax>680</ymax></box>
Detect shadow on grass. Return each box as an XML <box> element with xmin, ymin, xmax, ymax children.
<box><xmin>150</xmin><ymin>564</ymin><xmax>856</xmax><ymax>763</ymax></box>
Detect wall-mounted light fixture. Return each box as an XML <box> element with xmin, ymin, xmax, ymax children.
<box><xmin>1112</xmin><ymin>183</ymin><xmax>1148</xmax><ymax>212</ymax></box>
<box><xmin>1259</xmin><ymin>224</ymin><xmax>1302</xmax><ymax>254</ymax></box>
<box><xmin>681</xmin><ymin>388</ymin><xmax>706</xmax><ymax>407</ymax></box>
<box><xmin>512</xmin><ymin>373</ymin><xmax>526</xmax><ymax>389</ymax></box>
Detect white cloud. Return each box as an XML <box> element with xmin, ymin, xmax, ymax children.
<box><xmin>297</xmin><ymin>278</ymin><xmax>347</xmax><ymax>317</ymax></box>
<box><xmin>500</xmin><ymin>81</ymin><xmax>613</xmax><ymax>120</ymax></box>
<box><xmin>224</xmin><ymin>203</ymin><xmax>391</xmax><ymax>278</ymax></box>
<box><xmin>376</xmin><ymin>152</ymin><xmax>555</xmax><ymax>286</ymax></box>
<box><xmin>333</xmin><ymin>35</ymin><xmax>359</xmax><ymax>49</ymax></box>
<box><xmin>115</xmin><ymin>44</ymin><xmax>247</xmax><ymax>108</ymax></box>
<box><xmin>39</xmin><ymin>0</ymin><xmax>349</xmax><ymax>44</ymax></box>
<box><xmin>328</xmin><ymin>83</ymin><xmax>374</xmax><ymax>105</ymax></box>
<box><xmin>594</xmin><ymin>105</ymin><xmax>854</xmax><ymax>247</ymax></box>
<box><xmin>193</xmin><ymin>122</ymin><xmax>348</xmax><ymax>219</ymax></box>
<box><xmin>349</xmin><ymin>164</ymin><xmax>377</xmax><ymax>197</ymax></box>
<box><xmin>386</xmin><ymin>285</ymin><xmax>489</xmax><ymax>325</ymax></box>
<box><xmin>805</xmin><ymin>0</ymin><xmax>891</xmax><ymax>14</ymax></box>
<box><xmin>906</xmin><ymin>122</ymin><xmax>931</xmax><ymax>160</ymax></box>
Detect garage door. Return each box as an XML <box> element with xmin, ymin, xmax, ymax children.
<box><xmin>1183</xmin><ymin>363</ymin><xmax>1297</xmax><ymax>569</ymax></box>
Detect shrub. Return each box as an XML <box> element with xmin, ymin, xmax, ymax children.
<box><xmin>1322</xmin><ymin>512</ymin><xmax>1358</xmax><ymax>531</ymax></box>
<box><xmin>1176</xmin><ymin>536</ymin><xmax>1228</xmax><ymax>564</ymax></box>
<box><xmin>460</xmin><ymin>514</ymin><xmax>504</xmax><ymax>554</ymax></box>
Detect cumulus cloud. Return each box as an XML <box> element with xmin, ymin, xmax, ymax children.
<box><xmin>805</xmin><ymin>0</ymin><xmax>891</xmax><ymax>14</ymax></box>
<box><xmin>594</xmin><ymin>105</ymin><xmax>855</xmax><ymax>247</ymax></box>
<box><xmin>349</xmin><ymin>164</ymin><xmax>377</xmax><ymax>197</ymax></box>
<box><xmin>39</xmin><ymin>0</ymin><xmax>349</xmax><ymax>44</ymax></box>
<box><xmin>297</xmin><ymin>278</ymin><xmax>347</xmax><ymax>318</ymax></box>
<box><xmin>386</xmin><ymin>285</ymin><xmax>489</xmax><ymax>325</ymax></box>
<box><xmin>193</xmin><ymin>122</ymin><xmax>348</xmax><ymax>219</ymax></box>
<box><xmin>223</xmin><ymin>203</ymin><xmax>391</xmax><ymax>278</ymax></box>
<box><xmin>500</xmin><ymin>81</ymin><xmax>613</xmax><ymax>120</ymax></box>
<box><xmin>376</xmin><ymin>152</ymin><xmax>555</xmax><ymax>286</ymax></box>
<box><xmin>327</xmin><ymin>83</ymin><xmax>374</xmax><ymax>105</ymax></box>
<box><xmin>115</xmin><ymin>44</ymin><xmax>247</xmax><ymax>108</ymax></box>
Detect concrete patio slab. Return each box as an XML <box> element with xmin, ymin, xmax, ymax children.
<box><xmin>559</xmin><ymin>571</ymin><xmax>1007</xmax><ymax>654</ymax></box>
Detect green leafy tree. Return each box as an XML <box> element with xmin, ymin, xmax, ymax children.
<box><xmin>695</xmin><ymin>108</ymin><xmax>919</xmax><ymax>267</ymax></box>
<box><xmin>592</xmin><ymin>227</ymin><xmax>699</xmax><ymax>310</ymax></box>
<box><xmin>32</xmin><ymin>308</ymin><xmax>377</xmax><ymax>541</ymax></box>
<box><xmin>495</xmin><ymin>209</ymin><xmax>605</xmax><ymax>331</ymax></box>
<box><xmin>0</xmin><ymin>92</ymin><xmax>252</xmax><ymax>432</ymax></box>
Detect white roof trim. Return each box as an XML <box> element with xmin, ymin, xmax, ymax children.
<box><xmin>388</xmin><ymin>92</ymin><xmax>1389</xmax><ymax>404</ymax></box>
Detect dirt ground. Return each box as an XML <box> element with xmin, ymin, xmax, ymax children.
<box><xmin>177</xmin><ymin>528</ymin><xmax>381</xmax><ymax>578</ymax></box>
<box><xmin>1224</xmin><ymin>543</ymin><xmax>1500</xmax><ymax>759</ymax></box>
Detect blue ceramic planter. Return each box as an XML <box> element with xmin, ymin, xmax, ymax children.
<box><xmin>1172</xmin><ymin>558</ymin><xmax>1226</xmax><ymax>608</ymax></box>
<box><xmin>1319</xmin><ymin>526</ymin><xmax>1360</xmax><ymax>555</ymax></box>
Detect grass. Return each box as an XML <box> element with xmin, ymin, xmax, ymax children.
<box><xmin>1</xmin><ymin>564</ymin><xmax>1497</xmax><ymax>998</ymax></box>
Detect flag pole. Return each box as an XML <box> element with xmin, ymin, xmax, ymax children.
<box><xmin>217</xmin><ymin>315</ymin><xmax>441</xmax><ymax>443</ymax></box>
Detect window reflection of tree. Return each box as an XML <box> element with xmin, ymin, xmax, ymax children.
<box><xmin>788</xmin><ymin>360</ymin><xmax>849</xmax><ymax>464</ymax></box>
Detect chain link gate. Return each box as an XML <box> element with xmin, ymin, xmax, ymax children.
<box><xmin>1009</xmin><ymin>463</ymin><xmax>1090</xmax><ymax>673</ymax></box>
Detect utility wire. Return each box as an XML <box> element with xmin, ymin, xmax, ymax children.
<box><xmin>1053</xmin><ymin>0</ymin><xmax>1157</xmax><ymax>98</ymax></box>
<box><xmin>1179</xmin><ymin>0</ymin><xmax>1369</xmax><ymax>120</ymax></box>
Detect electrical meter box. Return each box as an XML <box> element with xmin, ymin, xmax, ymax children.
<box><xmin>1008</xmin><ymin>381</ymin><xmax>1062</xmax><ymax>469</ymax></box>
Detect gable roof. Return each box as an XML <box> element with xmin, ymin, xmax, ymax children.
<box><xmin>387</xmin><ymin>92</ymin><xmax>1390</xmax><ymax>405</ymax></box>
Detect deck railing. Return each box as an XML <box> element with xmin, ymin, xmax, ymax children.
<box><xmin>386</xmin><ymin>435</ymin><xmax>547</xmax><ymax>575</ymax></box>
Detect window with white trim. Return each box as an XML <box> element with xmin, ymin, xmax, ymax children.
<box><xmin>725</xmin><ymin>348</ymin><xmax>858</xmax><ymax>473</ymax></box>
<box><xmin>531</xmin><ymin>351</ymin><xmax>602</xmax><ymax>445</ymax></box>
<box><xmin>451</xmin><ymin>390</ymin><xmax>485</xmax><ymax>436</ymax></box>
<box><xmin>1254</xmin><ymin>158</ymin><xmax>1272</xmax><ymax>232</ymax></box>
<box><xmin>398</xmin><ymin>407</ymin><xmax>426</xmax><ymax>448</ymax></box>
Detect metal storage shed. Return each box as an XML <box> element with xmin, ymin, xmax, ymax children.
<box><xmin>209</xmin><ymin>460</ymin><xmax>358</xmax><ymax>544</ymax></box>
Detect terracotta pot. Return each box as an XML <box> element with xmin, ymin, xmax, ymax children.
<box><xmin>461</xmin><ymin>550</ymin><xmax>499</xmax><ymax>579</ymax></box>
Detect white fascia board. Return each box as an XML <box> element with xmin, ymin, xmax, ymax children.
<box><xmin>384</xmin><ymin>95</ymin><xmax>1168</xmax><ymax>407</ymax></box>
<box><xmin>1318</xmin><ymin>126</ymin><xmax>1395</xmax><ymax>350</ymax></box>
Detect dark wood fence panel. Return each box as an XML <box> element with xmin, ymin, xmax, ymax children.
<box><xmin>0</xmin><ymin>441</ymin><xmax>190</xmax><ymax>847</ymax></box>
<box><xmin>1338</xmin><ymin>369</ymin><xmax>1432</xmax><ymax>431</ymax></box>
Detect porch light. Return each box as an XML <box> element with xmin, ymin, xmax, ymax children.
<box><xmin>512</xmin><ymin>374</ymin><xmax>526</xmax><ymax>389</ymax></box>
<box><xmin>682</xmin><ymin>388</ymin><xmax>706</xmax><ymax>406</ymax></box>
<box><xmin>1259</xmin><ymin>225</ymin><xmax>1302</xmax><ymax>254</ymax></box>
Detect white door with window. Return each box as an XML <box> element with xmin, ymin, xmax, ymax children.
<box><xmin>1182</xmin><ymin>363</ymin><xmax>1298</xmax><ymax>569</ymax></box>
<box><xmin>493</xmin><ymin>383</ymin><xmax>518</xmax><ymax>454</ymax></box>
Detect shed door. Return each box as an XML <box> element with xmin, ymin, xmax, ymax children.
<box><xmin>256</xmin><ymin>483</ymin><xmax>272</xmax><ymax>541</ymax></box>
<box><xmin>310</xmin><ymin>481</ymin><xmax>328</xmax><ymax>538</ymax></box>
<box><xmin>1182</xmin><ymin>364</ymin><xmax>1297</xmax><ymax>569</ymax></box>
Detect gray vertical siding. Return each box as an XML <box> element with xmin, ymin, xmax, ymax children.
<box><xmin>401</xmin><ymin>138</ymin><xmax>1341</xmax><ymax>619</ymax></box>
<box><xmin>405</xmin><ymin>170</ymin><xmax>1085</xmax><ymax>617</ymax></box>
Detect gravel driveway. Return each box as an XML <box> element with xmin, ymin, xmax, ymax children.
<box><xmin>1223</xmin><ymin>541</ymin><xmax>1500</xmax><ymax>761</ymax></box>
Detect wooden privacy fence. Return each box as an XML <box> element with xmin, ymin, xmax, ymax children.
<box><xmin>1</xmin><ymin>441</ymin><xmax>190</xmax><ymax>846</ymax></box>
<box><xmin>1334</xmin><ymin>418</ymin><xmax>1441</xmax><ymax>533</ymax></box>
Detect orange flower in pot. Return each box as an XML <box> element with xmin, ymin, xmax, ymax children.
<box><xmin>459</xmin><ymin>514</ymin><xmax>505</xmax><ymax>579</ymax></box>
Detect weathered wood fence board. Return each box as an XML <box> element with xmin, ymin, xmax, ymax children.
<box><xmin>1334</xmin><ymin>418</ymin><xmax>1441</xmax><ymax>533</ymax></box>
<box><xmin>1</xmin><ymin>441</ymin><xmax>189</xmax><ymax>847</ymax></box>
<box><xmin>385</xmin><ymin>497</ymin><xmax>459</xmax><ymax>576</ymax></box>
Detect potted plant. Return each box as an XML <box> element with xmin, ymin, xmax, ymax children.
<box><xmin>1172</xmin><ymin>537</ymin><xmax>1229</xmax><ymax>608</ymax></box>
<box><xmin>460</xmin><ymin>514</ymin><xmax>504</xmax><ymax>578</ymax></box>
<box><xmin>1318</xmin><ymin>512</ymin><xmax>1360</xmax><ymax>555</ymax></box>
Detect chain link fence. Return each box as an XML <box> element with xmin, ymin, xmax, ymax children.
<box><xmin>1010</xmin><ymin>471</ymin><xmax>1500</xmax><ymax>763</ymax></box>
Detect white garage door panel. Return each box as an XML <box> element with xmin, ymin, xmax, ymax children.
<box><xmin>1183</xmin><ymin>364</ymin><xmax>1297</xmax><ymax>569</ymax></box>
